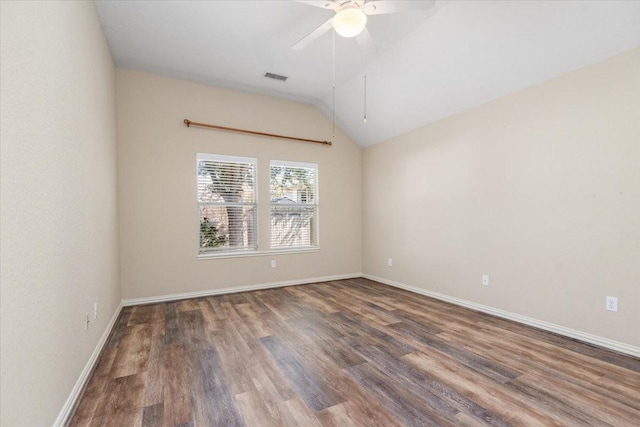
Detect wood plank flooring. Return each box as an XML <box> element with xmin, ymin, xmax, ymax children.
<box><xmin>68</xmin><ymin>278</ymin><xmax>640</xmax><ymax>426</ymax></box>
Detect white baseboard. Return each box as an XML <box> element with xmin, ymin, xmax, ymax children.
<box><xmin>363</xmin><ymin>274</ymin><xmax>640</xmax><ymax>358</ymax></box>
<box><xmin>121</xmin><ymin>273</ymin><xmax>362</xmax><ymax>306</ymax></box>
<box><xmin>53</xmin><ymin>301</ymin><xmax>123</xmax><ymax>427</ymax></box>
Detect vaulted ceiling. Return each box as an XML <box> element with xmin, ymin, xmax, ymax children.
<box><xmin>95</xmin><ymin>1</ymin><xmax>640</xmax><ymax>147</ymax></box>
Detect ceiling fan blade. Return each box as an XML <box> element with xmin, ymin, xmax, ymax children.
<box><xmin>356</xmin><ymin>27</ymin><xmax>377</xmax><ymax>53</ymax></box>
<box><xmin>292</xmin><ymin>18</ymin><xmax>334</xmax><ymax>50</ymax></box>
<box><xmin>363</xmin><ymin>0</ymin><xmax>435</xmax><ymax>15</ymax></box>
<box><xmin>295</xmin><ymin>1</ymin><xmax>340</xmax><ymax>11</ymax></box>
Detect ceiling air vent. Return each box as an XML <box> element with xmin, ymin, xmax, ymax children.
<box><xmin>264</xmin><ymin>72</ymin><xmax>288</xmax><ymax>82</ymax></box>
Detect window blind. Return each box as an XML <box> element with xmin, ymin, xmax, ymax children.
<box><xmin>197</xmin><ymin>154</ymin><xmax>257</xmax><ymax>254</ymax></box>
<box><xmin>270</xmin><ymin>160</ymin><xmax>318</xmax><ymax>249</ymax></box>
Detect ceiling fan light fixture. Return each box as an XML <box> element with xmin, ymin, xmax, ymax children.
<box><xmin>332</xmin><ymin>8</ymin><xmax>367</xmax><ymax>38</ymax></box>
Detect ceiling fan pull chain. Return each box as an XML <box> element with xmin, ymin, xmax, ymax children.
<box><xmin>364</xmin><ymin>74</ymin><xmax>367</xmax><ymax>123</ymax></box>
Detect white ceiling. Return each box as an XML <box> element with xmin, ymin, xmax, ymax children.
<box><xmin>95</xmin><ymin>0</ymin><xmax>640</xmax><ymax>147</ymax></box>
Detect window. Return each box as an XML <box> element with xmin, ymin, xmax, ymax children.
<box><xmin>270</xmin><ymin>161</ymin><xmax>318</xmax><ymax>249</ymax></box>
<box><xmin>197</xmin><ymin>154</ymin><xmax>257</xmax><ymax>254</ymax></box>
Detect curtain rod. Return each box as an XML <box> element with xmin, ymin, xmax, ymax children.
<box><xmin>183</xmin><ymin>119</ymin><xmax>332</xmax><ymax>146</ymax></box>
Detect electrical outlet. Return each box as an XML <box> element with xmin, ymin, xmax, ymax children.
<box><xmin>606</xmin><ymin>296</ymin><xmax>618</xmax><ymax>312</ymax></box>
<box><xmin>94</xmin><ymin>302</ymin><xmax>98</xmax><ymax>320</ymax></box>
<box><xmin>84</xmin><ymin>313</ymin><xmax>90</xmax><ymax>331</ymax></box>
<box><xmin>482</xmin><ymin>275</ymin><xmax>489</xmax><ymax>286</ymax></box>
<box><xmin>388</xmin><ymin>258</ymin><xmax>393</xmax><ymax>267</ymax></box>
<box><xmin>271</xmin><ymin>259</ymin><xmax>277</xmax><ymax>268</ymax></box>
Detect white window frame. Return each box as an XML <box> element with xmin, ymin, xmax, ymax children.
<box><xmin>197</xmin><ymin>153</ymin><xmax>258</xmax><ymax>257</ymax></box>
<box><xmin>270</xmin><ymin>160</ymin><xmax>319</xmax><ymax>251</ymax></box>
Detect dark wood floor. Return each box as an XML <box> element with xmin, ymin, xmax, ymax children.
<box><xmin>68</xmin><ymin>278</ymin><xmax>640</xmax><ymax>426</ymax></box>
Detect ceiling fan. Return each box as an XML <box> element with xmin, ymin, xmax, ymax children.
<box><xmin>293</xmin><ymin>0</ymin><xmax>436</xmax><ymax>50</ymax></box>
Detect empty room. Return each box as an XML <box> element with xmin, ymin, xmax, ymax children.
<box><xmin>1</xmin><ymin>1</ymin><xmax>639</xmax><ymax>426</ymax></box>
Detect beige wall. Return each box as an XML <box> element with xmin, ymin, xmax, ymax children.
<box><xmin>363</xmin><ymin>48</ymin><xmax>640</xmax><ymax>347</ymax></box>
<box><xmin>116</xmin><ymin>69</ymin><xmax>362</xmax><ymax>299</ymax></box>
<box><xmin>0</xmin><ymin>2</ymin><xmax>119</xmax><ymax>426</ymax></box>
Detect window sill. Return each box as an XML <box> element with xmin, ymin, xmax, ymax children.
<box><xmin>197</xmin><ymin>247</ymin><xmax>320</xmax><ymax>260</ymax></box>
